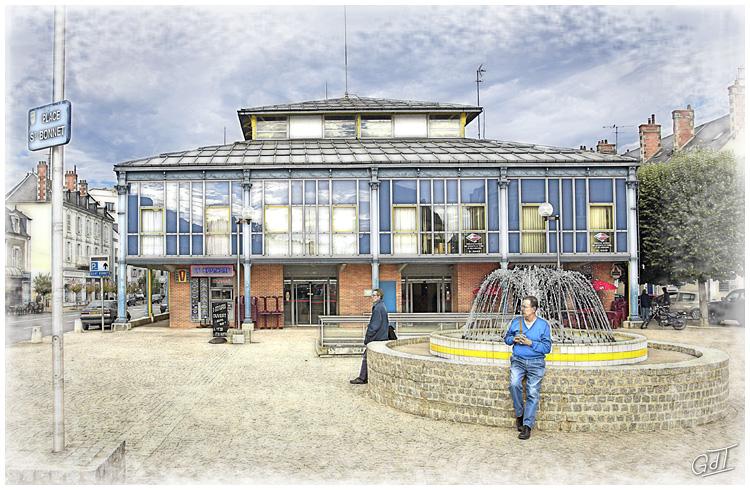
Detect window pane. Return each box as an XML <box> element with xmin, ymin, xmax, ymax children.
<box><xmin>251</xmin><ymin>184</ymin><xmax>262</xmax><ymax>232</ymax></box>
<box><xmin>393</xmin><ymin>180</ymin><xmax>417</xmax><ymax>204</ymax></box>
<box><xmin>445</xmin><ymin>206</ymin><xmax>458</xmax><ymax>231</ymax></box>
<box><xmin>394</xmin><ymin>207</ymin><xmax>417</xmax><ymax>232</ymax></box>
<box><xmin>332</xmin><ymin>180</ymin><xmax>356</xmax><ymax>204</ymax></box>
<box><xmin>420</xmin><ymin>206</ymin><xmax>433</xmax><ymax>232</ymax></box>
<box><xmin>394</xmin><ymin>234</ymin><xmax>417</xmax><ymax>254</ymax></box>
<box><xmin>522</xmin><ymin>206</ymin><xmax>544</xmax><ymax>231</ymax></box>
<box><xmin>419</xmin><ymin>180</ymin><xmax>431</xmax><ymax>204</ymax></box>
<box><xmin>291</xmin><ymin>181</ymin><xmax>303</xmax><ymax>205</ymax></box>
<box><xmin>305</xmin><ymin>181</ymin><xmax>316</xmax><ymax>204</ymax></box>
<box><xmin>318</xmin><ymin>207</ymin><xmax>330</xmax><ymax>232</ymax></box>
<box><xmin>421</xmin><ymin>234</ymin><xmax>433</xmax><ymax>254</ymax></box>
<box><xmin>205</xmin><ymin>181</ymin><xmax>229</xmax><ymax>206</ymax></box>
<box><xmin>166</xmin><ymin>183</ymin><xmax>178</xmax><ymax>233</ymax></box>
<box><xmin>433</xmin><ymin>180</ymin><xmax>445</xmax><ymax>203</ymax></box>
<box><xmin>304</xmin><ymin>207</ymin><xmax>316</xmax><ymax>233</ymax></box>
<box><xmin>332</xmin><ymin>207</ymin><xmax>356</xmax><ymax>233</ymax></box>
<box><xmin>522</xmin><ymin>233</ymin><xmax>546</xmax><ymax>253</ymax></box>
<box><xmin>319</xmin><ymin>180</ymin><xmax>329</xmax><ymax>205</ymax></box>
<box><xmin>231</xmin><ymin>181</ymin><xmax>243</xmax><ymax>232</ymax></box>
<box><xmin>179</xmin><ymin>235</ymin><xmax>190</xmax><ymax>255</ymax></box>
<box><xmin>192</xmin><ymin>235</ymin><xmax>203</xmax><ymax>255</ymax></box>
<box><xmin>264</xmin><ymin>181</ymin><xmax>289</xmax><ymax>205</ymax></box>
<box><xmin>140</xmin><ymin>182</ymin><xmax>164</xmax><ymax>207</ymax></box>
<box><xmin>291</xmin><ymin>207</ymin><xmax>303</xmax><ymax>232</ymax></box>
<box><xmin>361</xmin><ymin>116</ymin><xmax>392</xmax><ymax>138</ymax></box>
<box><xmin>256</xmin><ymin>117</ymin><xmax>287</xmax><ymax>139</ymax></box>
<box><xmin>590</xmin><ymin>206</ymin><xmax>613</xmax><ymax>229</ymax></box>
<box><xmin>291</xmin><ymin>233</ymin><xmax>305</xmax><ymax>256</ymax></box>
<box><xmin>142</xmin><ymin>209</ymin><xmax>163</xmax><ymax>233</ymax></box>
<box><xmin>206</xmin><ymin>235</ymin><xmax>230</xmax><ymax>255</ymax></box>
<box><xmin>332</xmin><ymin>234</ymin><xmax>357</xmax><ymax>254</ymax></box>
<box><xmin>265</xmin><ymin>207</ymin><xmax>289</xmax><ymax>233</ymax></box>
<box><xmin>324</xmin><ymin>116</ymin><xmax>356</xmax><ymax>138</ymax></box>
<box><xmin>462</xmin><ymin>206</ymin><xmax>485</xmax><ymax>230</ymax></box>
<box><xmin>433</xmin><ymin>234</ymin><xmax>446</xmax><ymax>254</ymax></box>
<box><xmin>191</xmin><ymin>183</ymin><xmax>203</xmax><ymax>233</ymax></box>
<box><xmin>141</xmin><ymin>236</ymin><xmax>163</xmax><ymax>256</ymax></box>
<box><xmin>429</xmin><ymin>115</ymin><xmax>460</xmax><ymax>137</ymax></box>
<box><xmin>461</xmin><ymin>179</ymin><xmax>485</xmax><ymax>203</ymax></box>
<box><xmin>206</xmin><ymin>207</ymin><xmax>230</xmax><ymax>233</ymax></box>
<box><xmin>265</xmin><ymin>234</ymin><xmax>288</xmax><ymax>256</ymax></box>
<box><xmin>318</xmin><ymin>233</ymin><xmax>330</xmax><ymax>255</ymax></box>
<box><xmin>446</xmin><ymin>180</ymin><xmax>458</xmax><ymax>203</ymax></box>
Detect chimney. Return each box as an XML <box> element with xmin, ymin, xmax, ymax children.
<box><xmin>596</xmin><ymin>139</ymin><xmax>617</xmax><ymax>155</ymax></box>
<box><xmin>638</xmin><ymin>114</ymin><xmax>662</xmax><ymax>162</ymax></box>
<box><xmin>672</xmin><ymin>104</ymin><xmax>695</xmax><ymax>151</ymax></box>
<box><xmin>65</xmin><ymin>165</ymin><xmax>78</xmax><ymax>192</ymax></box>
<box><xmin>729</xmin><ymin>67</ymin><xmax>745</xmax><ymax>135</ymax></box>
<box><xmin>78</xmin><ymin>179</ymin><xmax>88</xmax><ymax>197</ymax></box>
<box><xmin>36</xmin><ymin>161</ymin><xmax>48</xmax><ymax>201</ymax></box>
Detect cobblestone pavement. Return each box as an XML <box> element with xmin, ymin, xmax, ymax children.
<box><xmin>4</xmin><ymin>323</ymin><xmax>744</xmax><ymax>484</ymax></box>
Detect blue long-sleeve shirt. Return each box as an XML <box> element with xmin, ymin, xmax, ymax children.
<box><xmin>503</xmin><ymin>316</ymin><xmax>552</xmax><ymax>359</ymax></box>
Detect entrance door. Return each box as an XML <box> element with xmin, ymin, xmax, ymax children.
<box><xmin>401</xmin><ymin>277</ymin><xmax>452</xmax><ymax>313</ymax></box>
<box><xmin>284</xmin><ymin>279</ymin><xmax>338</xmax><ymax>325</ymax></box>
<box><xmin>295</xmin><ymin>283</ymin><xmax>311</xmax><ymax>325</ymax></box>
<box><xmin>209</xmin><ymin>279</ymin><xmax>234</xmax><ymax>326</ymax></box>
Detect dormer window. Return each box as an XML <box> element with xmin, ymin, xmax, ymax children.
<box><xmin>256</xmin><ymin>116</ymin><xmax>288</xmax><ymax>139</ymax></box>
<box><xmin>361</xmin><ymin>115</ymin><xmax>393</xmax><ymax>138</ymax></box>
<box><xmin>324</xmin><ymin>116</ymin><xmax>356</xmax><ymax>138</ymax></box>
<box><xmin>429</xmin><ymin>115</ymin><xmax>461</xmax><ymax>137</ymax></box>
<box><xmin>11</xmin><ymin>215</ymin><xmax>20</xmax><ymax>233</ymax></box>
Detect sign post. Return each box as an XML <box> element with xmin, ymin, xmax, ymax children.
<box><xmin>90</xmin><ymin>256</ymin><xmax>111</xmax><ymax>332</ymax></box>
<box><xmin>211</xmin><ymin>302</ymin><xmax>229</xmax><ymax>343</ymax></box>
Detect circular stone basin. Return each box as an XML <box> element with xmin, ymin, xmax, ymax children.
<box><xmin>430</xmin><ymin>329</ymin><xmax>648</xmax><ymax>366</ymax></box>
<box><xmin>367</xmin><ymin>336</ymin><xmax>730</xmax><ymax>432</ymax></box>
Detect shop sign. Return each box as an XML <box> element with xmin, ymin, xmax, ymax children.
<box><xmin>176</xmin><ymin>269</ymin><xmax>189</xmax><ymax>283</ymax></box>
<box><xmin>190</xmin><ymin>265</ymin><xmax>234</xmax><ymax>277</ymax></box>
<box><xmin>592</xmin><ymin>232</ymin><xmax>612</xmax><ymax>253</ymax></box>
<box><xmin>212</xmin><ymin>302</ymin><xmax>229</xmax><ymax>338</ymax></box>
<box><xmin>463</xmin><ymin>233</ymin><xmax>484</xmax><ymax>254</ymax></box>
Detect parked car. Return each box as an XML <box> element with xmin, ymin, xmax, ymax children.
<box><xmin>151</xmin><ymin>293</ymin><xmax>163</xmax><ymax>304</ymax></box>
<box><xmin>134</xmin><ymin>293</ymin><xmax>145</xmax><ymax>303</ymax></box>
<box><xmin>708</xmin><ymin>289</ymin><xmax>745</xmax><ymax>325</ymax></box>
<box><xmin>668</xmin><ymin>291</ymin><xmax>701</xmax><ymax>320</ymax></box>
<box><xmin>127</xmin><ymin>295</ymin><xmax>137</xmax><ymax>306</ymax></box>
<box><xmin>80</xmin><ymin>300</ymin><xmax>131</xmax><ymax>330</ymax></box>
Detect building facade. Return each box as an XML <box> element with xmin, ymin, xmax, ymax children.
<box><xmin>6</xmin><ymin>162</ymin><xmax>116</xmax><ymax>305</ymax></box>
<box><xmin>113</xmin><ymin>95</ymin><xmax>641</xmax><ymax>328</ymax></box>
<box><xmin>5</xmin><ymin>207</ymin><xmax>33</xmax><ymax>306</ymax></box>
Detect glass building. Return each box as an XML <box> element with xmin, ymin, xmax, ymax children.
<box><xmin>113</xmin><ymin>95</ymin><xmax>641</xmax><ymax>328</ymax></box>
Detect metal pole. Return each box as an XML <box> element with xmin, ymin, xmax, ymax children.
<box><xmin>236</xmin><ymin>219</ymin><xmax>240</xmax><ymax>325</ymax></box>
<box><xmin>101</xmin><ymin>277</ymin><xmax>104</xmax><ymax>331</ymax></box>
<box><xmin>555</xmin><ymin>216</ymin><xmax>562</xmax><ymax>269</ymax></box>
<box><xmin>51</xmin><ymin>5</ymin><xmax>66</xmax><ymax>453</ymax></box>
<box><xmin>147</xmin><ymin>268</ymin><xmax>152</xmax><ymax>320</ymax></box>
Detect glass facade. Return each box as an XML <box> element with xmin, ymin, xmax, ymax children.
<box><xmin>126</xmin><ymin>177</ymin><xmax>630</xmax><ymax>258</ymax></box>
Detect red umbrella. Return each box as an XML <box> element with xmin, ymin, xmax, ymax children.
<box><xmin>592</xmin><ymin>279</ymin><xmax>617</xmax><ymax>291</ymax></box>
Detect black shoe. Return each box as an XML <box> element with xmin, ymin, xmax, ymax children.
<box><xmin>350</xmin><ymin>378</ymin><xmax>367</xmax><ymax>384</ymax></box>
<box><xmin>518</xmin><ymin>425</ymin><xmax>531</xmax><ymax>440</ymax></box>
<box><xmin>516</xmin><ymin>416</ymin><xmax>524</xmax><ymax>432</ymax></box>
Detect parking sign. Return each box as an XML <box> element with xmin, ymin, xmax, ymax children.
<box><xmin>89</xmin><ymin>255</ymin><xmax>111</xmax><ymax>277</ymax></box>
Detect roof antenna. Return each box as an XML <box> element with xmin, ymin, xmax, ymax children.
<box><xmin>223</xmin><ymin>126</ymin><xmax>226</xmax><ymax>145</ymax></box>
<box><xmin>476</xmin><ymin>64</ymin><xmax>486</xmax><ymax>139</ymax></box>
<box><xmin>325</xmin><ymin>81</ymin><xmax>328</xmax><ymax>100</ymax></box>
<box><xmin>344</xmin><ymin>6</ymin><xmax>349</xmax><ymax>97</ymax></box>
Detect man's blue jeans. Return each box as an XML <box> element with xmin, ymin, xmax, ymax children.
<box><xmin>509</xmin><ymin>356</ymin><xmax>546</xmax><ymax>429</ymax></box>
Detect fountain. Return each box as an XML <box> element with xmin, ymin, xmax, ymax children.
<box><xmin>366</xmin><ymin>266</ymin><xmax>730</xmax><ymax>432</ymax></box>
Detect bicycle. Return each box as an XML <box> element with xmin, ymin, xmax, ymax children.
<box><xmin>642</xmin><ymin>303</ymin><xmax>686</xmax><ymax>330</ymax></box>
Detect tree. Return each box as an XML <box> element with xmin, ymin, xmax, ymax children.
<box><xmin>70</xmin><ymin>282</ymin><xmax>83</xmax><ymax>305</ymax></box>
<box><xmin>103</xmin><ymin>280</ymin><xmax>117</xmax><ymax>299</ymax></box>
<box><xmin>85</xmin><ymin>282</ymin><xmax>97</xmax><ymax>300</ymax></box>
<box><xmin>33</xmin><ymin>273</ymin><xmax>52</xmax><ymax>306</ymax></box>
<box><xmin>638</xmin><ymin>148</ymin><xmax>744</xmax><ymax>325</ymax></box>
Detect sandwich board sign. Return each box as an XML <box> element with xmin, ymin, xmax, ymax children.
<box><xmin>89</xmin><ymin>256</ymin><xmax>111</xmax><ymax>277</ymax></box>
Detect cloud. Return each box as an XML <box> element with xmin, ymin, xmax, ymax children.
<box><xmin>4</xmin><ymin>5</ymin><xmax>745</xmax><ymax>192</ymax></box>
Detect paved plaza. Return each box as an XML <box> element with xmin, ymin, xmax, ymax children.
<box><xmin>4</xmin><ymin>323</ymin><xmax>745</xmax><ymax>484</ymax></box>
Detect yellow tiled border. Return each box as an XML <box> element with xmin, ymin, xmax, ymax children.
<box><xmin>430</xmin><ymin>342</ymin><xmax>648</xmax><ymax>363</ymax></box>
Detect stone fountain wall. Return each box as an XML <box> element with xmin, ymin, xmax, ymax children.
<box><xmin>367</xmin><ymin>338</ymin><xmax>729</xmax><ymax>432</ymax></box>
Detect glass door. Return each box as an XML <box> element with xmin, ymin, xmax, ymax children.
<box><xmin>210</xmin><ymin>278</ymin><xmax>234</xmax><ymax>326</ymax></box>
<box><xmin>295</xmin><ymin>283</ymin><xmax>311</xmax><ymax>325</ymax></box>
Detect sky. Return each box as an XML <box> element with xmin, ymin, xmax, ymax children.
<box><xmin>3</xmin><ymin>4</ymin><xmax>746</xmax><ymax>192</ymax></box>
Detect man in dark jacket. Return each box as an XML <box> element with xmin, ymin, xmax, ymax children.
<box><xmin>350</xmin><ymin>288</ymin><xmax>389</xmax><ymax>385</ymax></box>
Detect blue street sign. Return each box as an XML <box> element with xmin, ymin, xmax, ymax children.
<box><xmin>89</xmin><ymin>256</ymin><xmax>111</xmax><ymax>277</ymax></box>
<box><xmin>28</xmin><ymin>100</ymin><xmax>72</xmax><ymax>151</ymax></box>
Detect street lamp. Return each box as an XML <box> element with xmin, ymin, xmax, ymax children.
<box><xmin>538</xmin><ymin>202</ymin><xmax>562</xmax><ymax>269</ymax></box>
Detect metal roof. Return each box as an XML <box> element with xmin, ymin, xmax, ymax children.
<box><xmin>238</xmin><ymin>94</ymin><xmax>481</xmax><ymax>115</ymax></box>
<box><xmin>115</xmin><ymin>138</ymin><xmax>638</xmax><ymax>169</ymax></box>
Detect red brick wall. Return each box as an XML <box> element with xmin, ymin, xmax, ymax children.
<box><xmin>638</xmin><ymin>115</ymin><xmax>661</xmax><ymax>162</ymax></box>
<box><xmin>338</xmin><ymin>263</ymin><xmax>403</xmax><ymax>315</ymax></box>
<box><xmin>452</xmin><ymin>263</ymin><xmax>499</xmax><ymax>313</ymax></box>
<box><xmin>249</xmin><ymin>264</ymin><xmax>284</xmax><ymax>327</ymax></box>
<box><xmin>169</xmin><ymin>269</ymin><xmax>195</xmax><ymax>328</ymax></box>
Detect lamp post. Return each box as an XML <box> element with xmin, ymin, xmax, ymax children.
<box><xmin>538</xmin><ymin>202</ymin><xmax>562</xmax><ymax>269</ymax></box>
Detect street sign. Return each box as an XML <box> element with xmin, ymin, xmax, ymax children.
<box><xmin>89</xmin><ymin>255</ymin><xmax>111</xmax><ymax>277</ymax></box>
<box><xmin>28</xmin><ymin>100</ymin><xmax>72</xmax><ymax>151</ymax></box>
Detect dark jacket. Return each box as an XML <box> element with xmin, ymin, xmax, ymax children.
<box><xmin>640</xmin><ymin>292</ymin><xmax>652</xmax><ymax>308</ymax></box>
<box><xmin>365</xmin><ymin>299</ymin><xmax>390</xmax><ymax>344</ymax></box>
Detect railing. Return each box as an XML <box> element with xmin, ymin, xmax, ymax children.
<box><xmin>317</xmin><ymin>313</ymin><xmax>472</xmax><ymax>354</ymax></box>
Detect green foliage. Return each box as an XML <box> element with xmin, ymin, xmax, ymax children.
<box><xmin>32</xmin><ymin>273</ymin><xmax>52</xmax><ymax>298</ymax></box>
<box><xmin>638</xmin><ymin>148</ymin><xmax>744</xmax><ymax>284</ymax></box>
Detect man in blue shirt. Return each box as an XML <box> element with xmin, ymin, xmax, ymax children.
<box><xmin>503</xmin><ymin>295</ymin><xmax>552</xmax><ymax>440</ymax></box>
